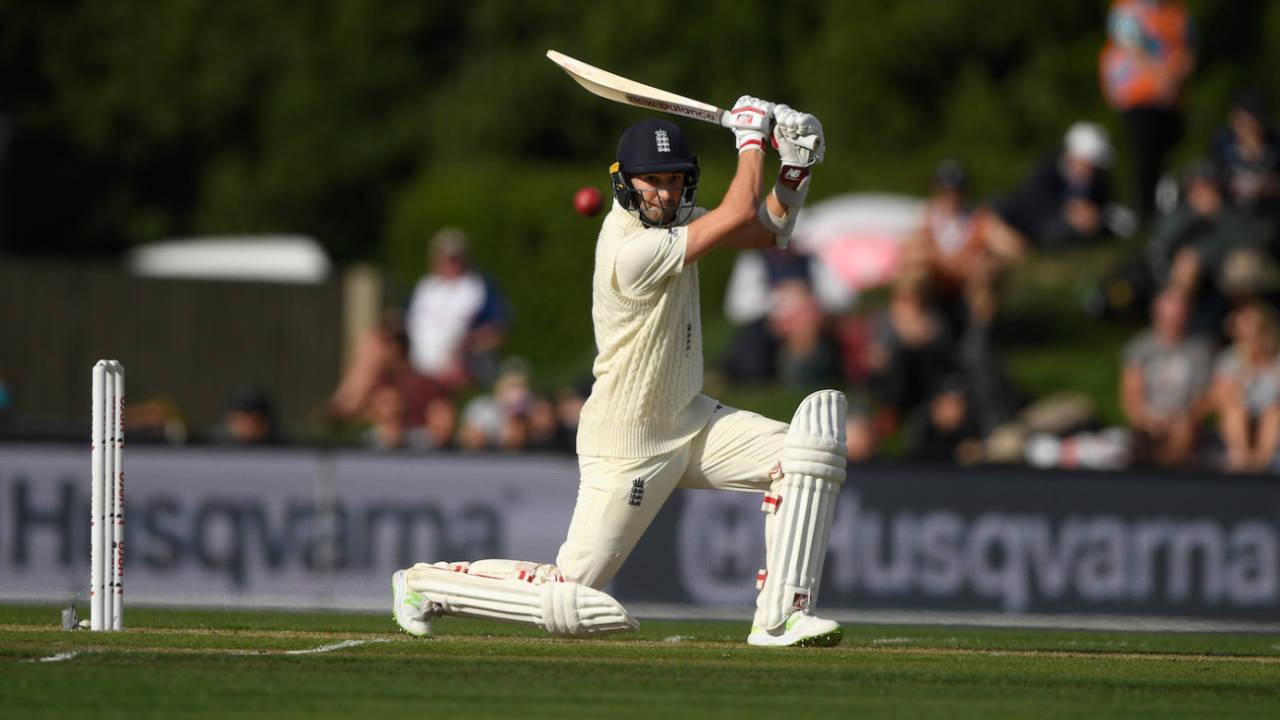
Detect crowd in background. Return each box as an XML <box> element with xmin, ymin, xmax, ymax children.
<box><xmin>318</xmin><ymin>227</ymin><xmax>587</xmax><ymax>455</ymax></box>
<box><xmin>116</xmin><ymin>2</ymin><xmax>1280</xmax><ymax>475</ymax></box>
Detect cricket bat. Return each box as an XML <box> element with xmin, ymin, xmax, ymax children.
<box><xmin>546</xmin><ymin>49</ymin><xmax>733</xmax><ymax>128</ymax></box>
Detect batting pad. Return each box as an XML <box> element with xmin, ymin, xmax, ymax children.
<box><xmin>405</xmin><ymin>562</ymin><xmax>638</xmax><ymax>638</ymax></box>
<box><xmin>755</xmin><ymin>389</ymin><xmax>846</xmax><ymax>630</ymax></box>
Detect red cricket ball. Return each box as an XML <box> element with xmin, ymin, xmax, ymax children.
<box><xmin>573</xmin><ymin>186</ymin><xmax>603</xmax><ymax>217</ymax></box>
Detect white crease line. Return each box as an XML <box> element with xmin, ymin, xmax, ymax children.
<box><xmin>284</xmin><ymin>638</ymin><xmax>391</xmax><ymax>655</ymax></box>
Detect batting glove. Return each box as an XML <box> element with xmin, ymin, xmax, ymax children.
<box><xmin>772</xmin><ymin>105</ymin><xmax>825</xmax><ymax>206</ymax></box>
<box><xmin>728</xmin><ymin>95</ymin><xmax>774</xmax><ymax>154</ymax></box>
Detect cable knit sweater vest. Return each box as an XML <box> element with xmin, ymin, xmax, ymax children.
<box><xmin>576</xmin><ymin>203</ymin><xmax>716</xmax><ymax>458</ymax></box>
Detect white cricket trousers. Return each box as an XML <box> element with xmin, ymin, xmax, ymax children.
<box><xmin>556</xmin><ymin>403</ymin><xmax>787</xmax><ymax>590</ymax></box>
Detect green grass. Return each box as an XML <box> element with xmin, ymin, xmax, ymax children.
<box><xmin>3</xmin><ymin>605</ymin><xmax>1278</xmax><ymax>719</ymax></box>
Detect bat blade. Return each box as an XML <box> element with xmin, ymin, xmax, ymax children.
<box><xmin>547</xmin><ymin>49</ymin><xmax>730</xmax><ymax>127</ymax></box>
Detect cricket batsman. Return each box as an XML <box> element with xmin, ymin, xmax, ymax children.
<box><xmin>392</xmin><ymin>96</ymin><xmax>847</xmax><ymax>647</ymax></box>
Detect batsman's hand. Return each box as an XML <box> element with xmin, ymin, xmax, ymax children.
<box><xmin>771</xmin><ymin>105</ymin><xmax>824</xmax><ymax>206</ymax></box>
<box><xmin>727</xmin><ymin>95</ymin><xmax>774</xmax><ymax>154</ymax></box>
<box><xmin>772</xmin><ymin>105</ymin><xmax>825</xmax><ymax>167</ymax></box>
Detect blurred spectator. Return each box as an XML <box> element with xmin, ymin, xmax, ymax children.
<box><xmin>1120</xmin><ymin>286</ymin><xmax>1214</xmax><ymax>466</ymax></box>
<box><xmin>208</xmin><ymin>384</ymin><xmax>283</xmax><ymax>445</ymax></box>
<box><xmin>362</xmin><ymin>385</ymin><xmax>409</xmax><ymax>451</ymax></box>
<box><xmin>404</xmin><ymin>227</ymin><xmax>509</xmax><ymax>389</ymax></box>
<box><xmin>902</xmin><ymin>376</ymin><xmax>984</xmax><ymax>464</ymax></box>
<box><xmin>126</xmin><ymin>395</ymin><xmax>188</xmax><ymax>444</ymax></box>
<box><xmin>1208</xmin><ymin>299</ymin><xmax>1280</xmax><ymax>473</ymax></box>
<box><xmin>956</xmin><ymin>299</ymin><xmax>1023</xmax><ymax>438</ymax></box>
<box><xmin>989</xmin><ymin>122</ymin><xmax>1115</xmax><ymax>249</ymax></box>
<box><xmin>845</xmin><ymin>400</ymin><xmax>878</xmax><ymax>463</ymax></box>
<box><xmin>552</xmin><ymin>383</ymin><xmax>589</xmax><ymax>453</ymax></box>
<box><xmin>904</xmin><ymin>159</ymin><xmax>1025</xmax><ymax>337</ymax></box>
<box><xmin>457</xmin><ymin>358</ymin><xmax>535</xmax><ymax>452</ymax></box>
<box><xmin>722</xmin><ymin>248</ymin><xmax>853</xmax><ymax>384</ymax></box>
<box><xmin>1211</xmin><ymin>89</ymin><xmax>1280</xmax><ymax>218</ymax></box>
<box><xmin>1100</xmin><ymin>0</ymin><xmax>1196</xmax><ymax>223</ymax></box>
<box><xmin>1149</xmin><ymin>162</ymin><xmax>1257</xmax><ymax>338</ymax></box>
<box><xmin>457</xmin><ymin>394</ymin><xmax>501</xmax><ymax>451</ymax></box>
<box><xmin>366</xmin><ymin>389</ymin><xmax>460</xmax><ymax>452</ymax></box>
<box><xmin>411</xmin><ymin>395</ymin><xmax>458</xmax><ymax>451</ymax></box>
<box><xmin>768</xmin><ymin>279</ymin><xmax>841</xmax><ymax>389</ymax></box>
<box><xmin>523</xmin><ymin>394</ymin><xmax>561</xmax><ymax>452</ymax></box>
<box><xmin>865</xmin><ymin>272</ymin><xmax>956</xmax><ymax>428</ymax></box>
<box><xmin>328</xmin><ymin>310</ymin><xmax>451</xmax><ymax>428</ymax></box>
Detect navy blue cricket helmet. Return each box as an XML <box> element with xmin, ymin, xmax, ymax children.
<box><xmin>610</xmin><ymin>119</ymin><xmax>699</xmax><ymax>227</ymax></box>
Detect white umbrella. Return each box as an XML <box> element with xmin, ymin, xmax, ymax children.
<box><xmin>790</xmin><ymin>193</ymin><xmax>925</xmax><ymax>291</ymax></box>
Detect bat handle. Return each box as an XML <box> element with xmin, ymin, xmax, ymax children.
<box><xmin>718</xmin><ymin>110</ymin><xmax>777</xmax><ymax>140</ymax></box>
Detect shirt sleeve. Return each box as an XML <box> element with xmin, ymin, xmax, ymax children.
<box><xmin>614</xmin><ymin>226</ymin><xmax>688</xmax><ymax>297</ymax></box>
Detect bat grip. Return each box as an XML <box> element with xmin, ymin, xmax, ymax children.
<box><xmin>719</xmin><ymin>111</ymin><xmax>778</xmax><ymax>141</ymax></box>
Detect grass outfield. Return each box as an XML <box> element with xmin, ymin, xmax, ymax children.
<box><xmin>4</xmin><ymin>605</ymin><xmax>1279</xmax><ymax>719</ymax></box>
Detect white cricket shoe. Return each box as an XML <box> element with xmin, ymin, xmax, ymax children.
<box><xmin>747</xmin><ymin>612</ymin><xmax>843</xmax><ymax>647</ymax></box>
<box><xmin>391</xmin><ymin>570</ymin><xmax>435</xmax><ymax>637</ymax></box>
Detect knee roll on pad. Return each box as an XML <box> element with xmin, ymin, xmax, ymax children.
<box><xmin>781</xmin><ymin>388</ymin><xmax>847</xmax><ymax>484</ymax></box>
<box><xmin>540</xmin><ymin>582</ymin><xmax>637</xmax><ymax>637</ymax></box>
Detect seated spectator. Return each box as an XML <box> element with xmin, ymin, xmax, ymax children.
<box><xmin>523</xmin><ymin>394</ymin><xmax>561</xmax><ymax>452</ymax></box>
<box><xmin>1208</xmin><ymin>299</ymin><xmax>1280</xmax><ymax>473</ymax></box>
<box><xmin>721</xmin><ymin>248</ymin><xmax>853</xmax><ymax>384</ymax></box>
<box><xmin>126</xmin><ymin>394</ymin><xmax>188</xmax><ymax>444</ymax></box>
<box><xmin>989</xmin><ymin>122</ymin><xmax>1114</xmax><ymax>249</ymax></box>
<box><xmin>903</xmin><ymin>159</ymin><xmax>1025</xmax><ymax>336</ymax></box>
<box><xmin>865</xmin><ymin>272</ymin><xmax>957</xmax><ymax>429</ymax></box>
<box><xmin>457</xmin><ymin>394</ymin><xmax>501</xmax><ymax>452</ymax></box>
<box><xmin>1210</xmin><ymin>88</ymin><xmax>1280</xmax><ymax>229</ymax></box>
<box><xmin>552</xmin><ymin>382</ymin><xmax>589</xmax><ymax>454</ymax></box>
<box><xmin>1150</xmin><ymin>162</ymin><xmax>1256</xmax><ymax>338</ymax></box>
<box><xmin>901</xmin><ymin>376</ymin><xmax>984</xmax><ymax>464</ymax></box>
<box><xmin>1120</xmin><ymin>286</ymin><xmax>1215</xmax><ymax>466</ymax></box>
<box><xmin>362</xmin><ymin>384</ymin><xmax>409</xmax><ymax>451</ymax></box>
<box><xmin>457</xmin><ymin>358</ymin><xmax>535</xmax><ymax>452</ymax></box>
<box><xmin>411</xmin><ymin>395</ymin><xmax>458</xmax><ymax>451</ymax></box>
<box><xmin>902</xmin><ymin>159</ymin><xmax>1026</xmax><ymax>437</ymax></box>
<box><xmin>207</xmin><ymin>384</ymin><xmax>284</xmax><ymax>445</ymax></box>
<box><xmin>404</xmin><ymin>227</ymin><xmax>509</xmax><ymax>390</ymax></box>
<box><xmin>768</xmin><ymin>279</ymin><xmax>841</xmax><ymax>389</ymax></box>
<box><xmin>845</xmin><ymin>400</ymin><xmax>879</xmax><ymax>463</ymax></box>
<box><xmin>328</xmin><ymin>310</ymin><xmax>450</xmax><ymax>426</ymax></box>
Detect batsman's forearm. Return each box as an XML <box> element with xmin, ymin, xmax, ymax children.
<box><xmin>683</xmin><ymin>150</ymin><xmax>770</xmax><ymax>263</ymax></box>
<box><xmin>722</xmin><ymin>150</ymin><xmax>783</xmax><ymax>250</ymax></box>
<box><xmin>731</xmin><ymin>149</ymin><xmax>767</xmax><ymax>210</ymax></box>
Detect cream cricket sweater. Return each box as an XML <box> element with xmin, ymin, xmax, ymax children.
<box><xmin>576</xmin><ymin>202</ymin><xmax>717</xmax><ymax>458</ymax></box>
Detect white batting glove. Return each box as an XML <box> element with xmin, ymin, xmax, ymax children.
<box><xmin>728</xmin><ymin>95</ymin><xmax>774</xmax><ymax>154</ymax></box>
<box><xmin>771</xmin><ymin>104</ymin><xmax>825</xmax><ymax>207</ymax></box>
